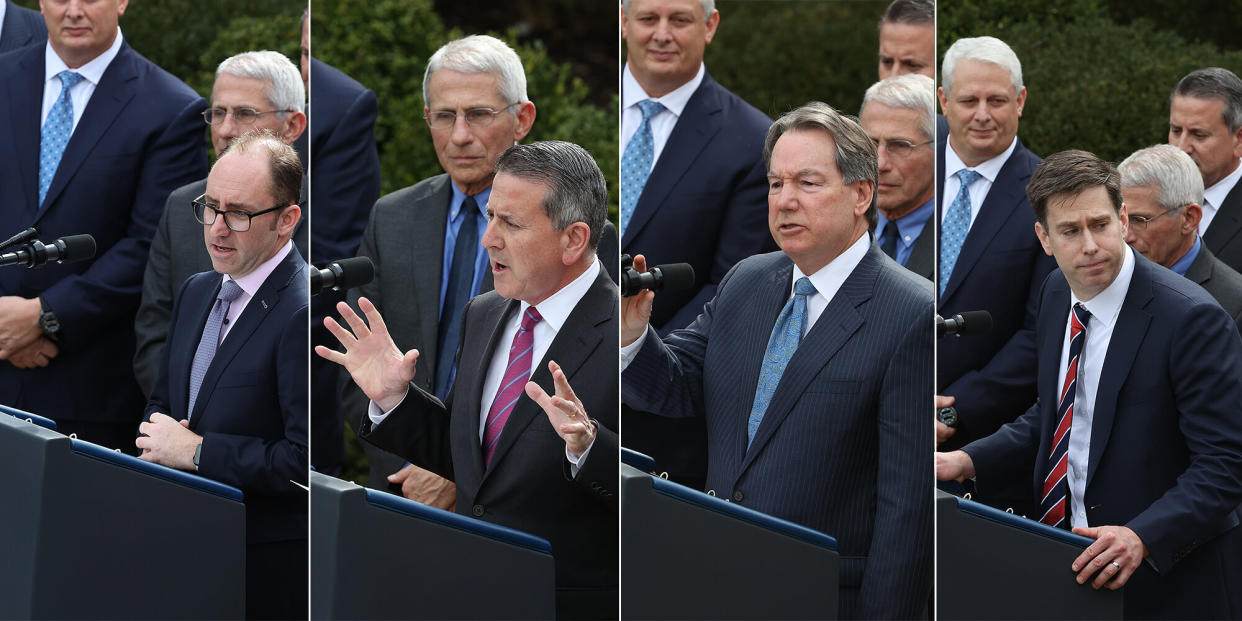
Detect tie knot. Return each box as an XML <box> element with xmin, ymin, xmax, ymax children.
<box><xmin>636</xmin><ymin>99</ymin><xmax>665</xmax><ymax>122</ymax></box>
<box><xmin>521</xmin><ymin>306</ymin><xmax>543</xmax><ymax>331</ymax></box>
<box><xmin>460</xmin><ymin>194</ymin><xmax>480</xmax><ymax>218</ymax></box>
<box><xmin>1072</xmin><ymin>302</ymin><xmax>1092</xmax><ymax>328</ymax></box>
<box><xmin>56</xmin><ymin>70</ymin><xmax>84</xmax><ymax>90</ymax></box>
<box><xmin>793</xmin><ymin>276</ymin><xmax>816</xmax><ymax>297</ymax></box>
<box><xmin>218</xmin><ymin>280</ymin><xmax>244</xmax><ymax>303</ymax></box>
<box><xmin>955</xmin><ymin>168</ymin><xmax>982</xmax><ymax>187</ymax></box>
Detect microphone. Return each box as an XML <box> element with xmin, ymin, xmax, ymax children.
<box><xmin>621</xmin><ymin>254</ymin><xmax>695</xmax><ymax>297</ymax></box>
<box><xmin>936</xmin><ymin>310</ymin><xmax>992</xmax><ymax>338</ymax></box>
<box><xmin>311</xmin><ymin>256</ymin><xmax>374</xmax><ymax>295</ymax></box>
<box><xmin>0</xmin><ymin>235</ymin><xmax>96</xmax><ymax>268</ymax></box>
<box><xmin>0</xmin><ymin>227</ymin><xmax>38</xmax><ymax>251</ymax></box>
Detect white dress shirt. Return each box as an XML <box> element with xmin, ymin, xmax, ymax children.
<box><xmin>42</xmin><ymin>28</ymin><xmax>124</xmax><ymax>131</ymax></box>
<box><xmin>621</xmin><ymin>233</ymin><xmax>871</xmax><ymax>368</ymax></box>
<box><xmin>1200</xmin><ymin>161</ymin><xmax>1242</xmax><ymax>235</ymax></box>
<box><xmin>218</xmin><ymin>241</ymin><xmax>294</xmax><ymax>344</ymax></box>
<box><xmin>621</xmin><ymin>62</ymin><xmax>705</xmax><ymax>168</ymax></box>
<box><xmin>1059</xmin><ymin>246</ymin><xmax>1135</xmax><ymax>528</ymax></box>
<box><xmin>940</xmin><ymin>136</ymin><xmax>1018</xmax><ymax>230</ymax></box>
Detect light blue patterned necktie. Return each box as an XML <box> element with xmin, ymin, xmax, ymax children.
<box><xmin>938</xmin><ymin>168</ymin><xmax>982</xmax><ymax>297</ymax></box>
<box><xmin>39</xmin><ymin>70</ymin><xmax>85</xmax><ymax>206</ymax></box>
<box><xmin>188</xmin><ymin>280</ymin><xmax>245</xmax><ymax>417</ymax></box>
<box><xmin>747</xmin><ymin>276</ymin><xmax>817</xmax><ymax>446</ymax></box>
<box><xmin>619</xmin><ymin>99</ymin><xmax>666</xmax><ymax>235</ymax></box>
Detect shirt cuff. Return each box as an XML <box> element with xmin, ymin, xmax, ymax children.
<box><xmin>565</xmin><ymin>434</ymin><xmax>596</xmax><ymax>478</ymax></box>
<box><xmin>367</xmin><ymin>389</ymin><xmax>410</xmax><ymax>427</ymax></box>
<box><xmin>620</xmin><ymin>325</ymin><xmax>649</xmax><ymax>370</ymax></box>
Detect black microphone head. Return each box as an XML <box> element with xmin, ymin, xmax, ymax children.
<box><xmin>56</xmin><ymin>235</ymin><xmax>95</xmax><ymax>263</ymax></box>
<box><xmin>957</xmin><ymin>310</ymin><xmax>993</xmax><ymax>336</ymax></box>
<box><xmin>333</xmin><ymin>256</ymin><xmax>375</xmax><ymax>290</ymax></box>
<box><xmin>655</xmin><ymin>263</ymin><xmax>695</xmax><ymax>292</ymax></box>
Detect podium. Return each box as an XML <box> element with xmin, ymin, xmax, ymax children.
<box><xmin>622</xmin><ymin>463</ymin><xmax>839</xmax><ymax>620</ymax></box>
<box><xmin>0</xmin><ymin>411</ymin><xmax>246</xmax><ymax>620</ymax></box>
<box><xmin>937</xmin><ymin>490</ymin><xmax>1123</xmax><ymax>619</ymax></box>
<box><xmin>311</xmin><ymin>472</ymin><xmax>555</xmax><ymax>620</ymax></box>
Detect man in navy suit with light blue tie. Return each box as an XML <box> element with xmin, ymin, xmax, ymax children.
<box><xmin>139</xmin><ymin>132</ymin><xmax>308</xmax><ymax>621</ymax></box>
<box><xmin>0</xmin><ymin>0</ymin><xmax>206</xmax><ymax>451</ymax></box>
<box><xmin>935</xmin><ymin>36</ymin><xmax>1055</xmax><ymax>455</ymax></box>
<box><xmin>938</xmin><ymin>150</ymin><xmax>1242</xmax><ymax>617</ymax></box>
<box><xmin>619</xmin><ymin>0</ymin><xmax>772</xmax><ymax>489</ymax></box>
<box><xmin>623</xmin><ymin>102</ymin><xmax>932</xmax><ymax>619</ymax></box>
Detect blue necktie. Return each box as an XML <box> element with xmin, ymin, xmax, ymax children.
<box><xmin>938</xmin><ymin>169</ymin><xmax>982</xmax><ymax>297</ymax></box>
<box><xmin>39</xmin><ymin>70</ymin><xmax>85</xmax><ymax>206</ymax></box>
<box><xmin>188</xmin><ymin>280</ymin><xmax>244</xmax><ymax>417</ymax></box>
<box><xmin>879</xmin><ymin>221</ymin><xmax>899</xmax><ymax>260</ymax></box>
<box><xmin>435</xmin><ymin>195</ymin><xmax>480</xmax><ymax>400</ymax></box>
<box><xmin>619</xmin><ymin>99</ymin><xmax>665</xmax><ymax>235</ymax></box>
<box><xmin>747</xmin><ymin>277</ymin><xmax>816</xmax><ymax>445</ymax></box>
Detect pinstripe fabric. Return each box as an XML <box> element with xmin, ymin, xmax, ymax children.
<box><xmin>623</xmin><ymin>247</ymin><xmax>934</xmax><ymax>619</ymax></box>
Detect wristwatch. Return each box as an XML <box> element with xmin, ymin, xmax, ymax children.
<box><xmin>193</xmin><ymin>442</ymin><xmax>203</xmax><ymax>470</ymax></box>
<box><xmin>37</xmin><ymin>299</ymin><xmax>60</xmax><ymax>337</ymax></box>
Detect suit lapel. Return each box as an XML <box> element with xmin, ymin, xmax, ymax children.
<box><xmin>468</xmin><ymin>296</ymin><xmax>519</xmax><ymax>483</ymax></box>
<box><xmin>621</xmin><ymin>73</ymin><xmax>724</xmax><ymax>246</ymax></box>
<box><xmin>1184</xmin><ymin>243</ymin><xmax>1214</xmax><ymax>288</ymax></box>
<box><xmin>905</xmin><ymin>216</ymin><xmax>936</xmax><ymax>280</ymax></box>
<box><xmin>1204</xmin><ymin>183</ymin><xmax>1242</xmax><ymax>255</ymax></box>
<box><xmin>37</xmin><ymin>44</ymin><xmax>138</xmax><ymax>221</ymax></box>
<box><xmin>177</xmin><ymin>278</ymin><xmax>218</xmax><ymax>422</ymax></box>
<box><xmin>408</xmin><ymin>177</ymin><xmax>451</xmax><ymax>366</ymax></box>
<box><xmin>9</xmin><ymin>47</ymin><xmax>43</xmax><ymax>219</ymax></box>
<box><xmin>739</xmin><ymin>249</ymin><xmax>874</xmax><ymax>474</ymax></box>
<box><xmin>1086</xmin><ymin>257</ymin><xmax>1153</xmax><ymax>486</ymax></box>
<box><xmin>1031</xmin><ymin>279</ymin><xmax>1069</xmax><ymax>498</ymax></box>
<box><xmin>484</xmin><ymin>271</ymin><xmax>613</xmax><ymax>480</ymax></box>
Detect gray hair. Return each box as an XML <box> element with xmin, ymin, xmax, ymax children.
<box><xmin>862</xmin><ymin>74</ymin><xmax>936</xmax><ymax>140</ymax></box>
<box><xmin>1172</xmin><ymin>67</ymin><xmax>1242</xmax><ymax>133</ymax></box>
<box><xmin>494</xmin><ymin>141</ymin><xmax>608</xmax><ymax>250</ymax></box>
<box><xmin>941</xmin><ymin>36</ymin><xmax>1023</xmax><ymax>98</ymax></box>
<box><xmin>216</xmin><ymin>51</ymin><xmax>305</xmax><ymax>116</ymax></box>
<box><xmin>422</xmin><ymin>35</ymin><xmax>528</xmax><ymax>108</ymax></box>
<box><xmin>622</xmin><ymin>0</ymin><xmax>716</xmax><ymax>20</ymax></box>
<box><xmin>879</xmin><ymin>0</ymin><xmax>934</xmax><ymax>30</ymax></box>
<box><xmin>763</xmin><ymin>101</ymin><xmax>879</xmax><ymax>228</ymax></box>
<box><xmin>1118</xmin><ymin>144</ymin><xmax>1205</xmax><ymax>211</ymax></box>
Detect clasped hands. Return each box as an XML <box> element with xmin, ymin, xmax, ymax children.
<box><xmin>0</xmin><ymin>296</ymin><xmax>56</xmax><ymax>368</ymax></box>
<box><xmin>136</xmin><ymin>413</ymin><xmax>201</xmax><ymax>471</ymax></box>
<box><xmin>315</xmin><ymin>297</ymin><xmax>596</xmax><ymax>456</ymax></box>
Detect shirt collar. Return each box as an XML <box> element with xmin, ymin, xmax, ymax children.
<box><xmin>792</xmin><ymin>232</ymin><xmax>870</xmax><ymax>302</ymax></box>
<box><xmin>521</xmin><ymin>259</ymin><xmax>602</xmax><ymax>334</ymax></box>
<box><xmin>622</xmin><ymin>61</ymin><xmax>704</xmax><ymax>118</ymax></box>
<box><xmin>1168</xmin><ymin>235</ymin><xmax>1202</xmax><ymax>277</ymax></box>
<box><xmin>1204</xmin><ymin>160</ymin><xmax>1242</xmax><ymax>209</ymax></box>
<box><xmin>45</xmin><ymin>27</ymin><xmax>124</xmax><ymax>85</ymax></box>
<box><xmin>1072</xmin><ymin>244</ymin><xmax>1134</xmax><ymax>331</ymax></box>
<box><xmin>449</xmin><ymin>184</ymin><xmax>491</xmax><ymax>221</ymax></box>
<box><xmin>223</xmin><ymin>239</ymin><xmax>294</xmax><ymax>298</ymax></box>
<box><xmin>942</xmin><ymin>135</ymin><xmax>1018</xmax><ymax>185</ymax></box>
<box><xmin>876</xmin><ymin>197</ymin><xmax>934</xmax><ymax>239</ymax></box>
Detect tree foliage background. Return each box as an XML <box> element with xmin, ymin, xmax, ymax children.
<box><xmin>939</xmin><ymin>0</ymin><xmax>1242</xmax><ymax>162</ymax></box>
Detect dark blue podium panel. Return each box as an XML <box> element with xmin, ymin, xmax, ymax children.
<box><xmin>0</xmin><ymin>402</ymin><xmax>57</xmax><ymax>430</ymax></box>
<box><xmin>936</xmin><ymin>490</ymin><xmax>1124</xmax><ymax>620</ymax></box>
<box><xmin>621</xmin><ymin>447</ymin><xmax>656</xmax><ymax>473</ymax></box>
<box><xmin>621</xmin><ymin>463</ymin><xmax>839</xmax><ymax>620</ymax></box>
<box><xmin>310</xmin><ymin>472</ymin><xmax>555</xmax><ymax>620</ymax></box>
<box><xmin>0</xmin><ymin>413</ymin><xmax>246</xmax><ymax>620</ymax></box>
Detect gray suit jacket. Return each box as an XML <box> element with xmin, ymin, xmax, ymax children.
<box><xmin>904</xmin><ymin>216</ymin><xmax>935</xmax><ymax>281</ymax></box>
<box><xmin>1186</xmin><ymin>243</ymin><xmax>1242</xmax><ymax>333</ymax></box>
<box><xmin>133</xmin><ymin>177</ymin><xmax>308</xmax><ymax>398</ymax></box>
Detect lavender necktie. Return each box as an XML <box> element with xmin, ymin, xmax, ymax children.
<box><xmin>482</xmin><ymin>307</ymin><xmax>542</xmax><ymax>466</ymax></box>
<box><xmin>188</xmin><ymin>280</ymin><xmax>244</xmax><ymax>417</ymax></box>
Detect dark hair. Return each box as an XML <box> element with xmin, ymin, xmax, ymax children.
<box><xmin>1026</xmin><ymin>149</ymin><xmax>1121</xmax><ymax>226</ymax></box>
<box><xmin>1172</xmin><ymin>67</ymin><xmax>1242</xmax><ymax>132</ymax></box>
<box><xmin>494</xmin><ymin>141</ymin><xmax>607</xmax><ymax>249</ymax></box>
<box><xmin>879</xmin><ymin>0</ymin><xmax>934</xmax><ymax>30</ymax></box>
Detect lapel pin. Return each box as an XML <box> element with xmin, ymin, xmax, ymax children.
<box><xmin>261</xmin><ymin>299</ymin><xmax>269</xmax><ymax>309</ymax></box>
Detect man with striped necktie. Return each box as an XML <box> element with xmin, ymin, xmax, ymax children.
<box><xmin>937</xmin><ymin>150</ymin><xmax>1242</xmax><ymax>617</ymax></box>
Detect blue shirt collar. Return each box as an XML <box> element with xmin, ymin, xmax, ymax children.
<box><xmin>1169</xmin><ymin>235</ymin><xmax>1202</xmax><ymax>277</ymax></box>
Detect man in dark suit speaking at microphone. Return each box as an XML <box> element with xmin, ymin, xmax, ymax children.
<box><xmin>623</xmin><ymin>102</ymin><xmax>932</xmax><ymax>619</ymax></box>
<box><xmin>138</xmin><ymin>132</ymin><xmax>309</xmax><ymax>620</ymax></box>
<box><xmin>937</xmin><ymin>150</ymin><xmax>1242</xmax><ymax>617</ymax></box>
<box><xmin>318</xmin><ymin>140</ymin><xmax>618</xmax><ymax>620</ymax></box>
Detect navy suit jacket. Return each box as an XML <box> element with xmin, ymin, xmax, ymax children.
<box><xmin>360</xmin><ymin>268</ymin><xmax>619</xmax><ymax>619</ymax></box>
<box><xmin>966</xmin><ymin>252</ymin><xmax>1242</xmax><ymax>618</ymax></box>
<box><xmin>146</xmin><ymin>248</ymin><xmax>309</xmax><ymax>546</ymax></box>
<box><xmin>936</xmin><ymin>129</ymin><xmax>1055</xmax><ymax>449</ymax></box>
<box><xmin>0</xmin><ymin>0</ymin><xmax>44</xmax><ymax>52</ymax></box>
<box><xmin>0</xmin><ymin>41</ymin><xmax>207</xmax><ymax>426</ymax></box>
<box><xmin>623</xmin><ymin>247</ymin><xmax>933</xmax><ymax>620</ymax></box>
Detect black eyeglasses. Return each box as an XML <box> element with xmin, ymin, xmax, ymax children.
<box><xmin>874</xmin><ymin>139</ymin><xmax>933</xmax><ymax>158</ymax></box>
<box><xmin>424</xmin><ymin>103</ymin><xmax>520</xmax><ymax>130</ymax></box>
<box><xmin>1128</xmin><ymin>207</ymin><xmax>1183</xmax><ymax>231</ymax></box>
<box><xmin>201</xmin><ymin>107</ymin><xmax>287</xmax><ymax>126</ymax></box>
<box><xmin>192</xmin><ymin>194</ymin><xmax>286</xmax><ymax>232</ymax></box>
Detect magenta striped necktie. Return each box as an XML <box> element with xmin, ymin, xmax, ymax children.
<box><xmin>482</xmin><ymin>306</ymin><xmax>543</xmax><ymax>466</ymax></box>
<box><xmin>1039</xmin><ymin>303</ymin><xmax>1091</xmax><ymax>528</ymax></box>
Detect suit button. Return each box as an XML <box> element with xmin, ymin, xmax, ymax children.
<box><xmin>732</xmin><ymin>490</ymin><xmax>744</xmax><ymax>502</ymax></box>
<box><xmin>472</xmin><ymin>504</ymin><xmax>484</xmax><ymax>517</ymax></box>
